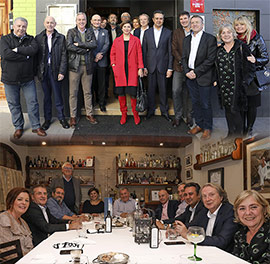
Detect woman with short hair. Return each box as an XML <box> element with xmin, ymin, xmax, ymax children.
<box><xmin>0</xmin><ymin>187</ymin><xmax>33</xmax><ymax>258</ymax></box>
<box><xmin>233</xmin><ymin>190</ymin><xmax>270</xmax><ymax>263</ymax></box>
<box><xmin>82</xmin><ymin>187</ymin><xmax>104</xmax><ymax>216</ymax></box>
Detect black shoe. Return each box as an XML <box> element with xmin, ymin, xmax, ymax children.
<box><xmin>172</xmin><ymin>119</ymin><xmax>180</xmax><ymax>127</ymax></box>
<box><xmin>60</xmin><ymin>119</ymin><xmax>70</xmax><ymax>129</ymax></box>
<box><xmin>145</xmin><ymin>113</ymin><xmax>154</xmax><ymax>120</ymax></box>
<box><xmin>100</xmin><ymin>105</ymin><xmax>107</xmax><ymax>112</ymax></box>
<box><xmin>41</xmin><ymin>120</ymin><xmax>51</xmax><ymax>130</ymax></box>
<box><xmin>162</xmin><ymin>114</ymin><xmax>172</xmax><ymax>122</ymax></box>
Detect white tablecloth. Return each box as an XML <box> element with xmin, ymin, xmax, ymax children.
<box><xmin>16</xmin><ymin>222</ymin><xmax>249</xmax><ymax>264</ymax></box>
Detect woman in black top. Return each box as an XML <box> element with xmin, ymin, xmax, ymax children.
<box><xmin>82</xmin><ymin>187</ymin><xmax>104</xmax><ymax>216</ymax></box>
<box><xmin>215</xmin><ymin>24</ymin><xmax>255</xmax><ymax>137</ymax></box>
<box><xmin>234</xmin><ymin>16</ymin><xmax>269</xmax><ymax>137</ymax></box>
<box><xmin>233</xmin><ymin>190</ymin><xmax>270</xmax><ymax>263</ymax></box>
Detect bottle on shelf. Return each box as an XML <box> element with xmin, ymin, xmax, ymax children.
<box><xmin>48</xmin><ymin>158</ymin><xmax>52</xmax><ymax>168</ymax></box>
<box><xmin>118</xmin><ymin>154</ymin><xmax>122</xmax><ymax>167</ymax></box>
<box><xmin>37</xmin><ymin>155</ymin><xmax>41</xmax><ymax>168</ymax></box>
<box><xmin>33</xmin><ymin>158</ymin><xmax>37</xmax><ymax>167</ymax></box>
<box><xmin>71</xmin><ymin>156</ymin><xmax>75</xmax><ymax>165</ymax></box>
<box><xmin>105</xmin><ymin>210</ymin><xmax>112</xmax><ymax>233</ymax></box>
<box><xmin>44</xmin><ymin>157</ymin><xmax>48</xmax><ymax>168</ymax></box>
<box><xmin>28</xmin><ymin>158</ymin><xmax>33</xmax><ymax>168</ymax></box>
<box><xmin>150</xmin><ymin>219</ymin><xmax>159</xmax><ymax>248</ymax></box>
<box><xmin>66</xmin><ymin>156</ymin><xmax>70</xmax><ymax>162</ymax></box>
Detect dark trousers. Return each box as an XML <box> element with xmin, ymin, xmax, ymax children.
<box><xmin>225</xmin><ymin>106</ymin><xmax>243</xmax><ymax>136</ymax></box>
<box><xmin>92</xmin><ymin>65</ymin><xmax>106</xmax><ymax>107</ymax></box>
<box><xmin>186</xmin><ymin>78</ymin><xmax>212</xmax><ymax>130</ymax></box>
<box><xmin>147</xmin><ymin>69</ymin><xmax>169</xmax><ymax>115</ymax></box>
<box><xmin>41</xmin><ymin>65</ymin><xmax>64</xmax><ymax>121</ymax></box>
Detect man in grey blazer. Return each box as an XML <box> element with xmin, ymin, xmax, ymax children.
<box><xmin>50</xmin><ymin>162</ymin><xmax>81</xmax><ymax>214</ymax></box>
<box><xmin>91</xmin><ymin>14</ymin><xmax>110</xmax><ymax>112</ymax></box>
<box><xmin>143</xmin><ymin>10</ymin><xmax>173</xmax><ymax>121</ymax></box>
<box><xmin>182</xmin><ymin>15</ymin><xmax>217</xmax><ymax>140</ymax></box>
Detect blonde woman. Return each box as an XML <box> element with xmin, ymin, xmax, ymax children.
<box><xmin>233</xmin><ymin>190</ymin><xmax>270</xmax><ymax>263</ymax></box>
<box><xmin>233</xmin><ymin>16</ymin><xmax>269</xmax><ymax>137</ymax></box>
<box><xmin>215</xmin><ymin>24</ymin><xmax>255</xmax><ymax>137</ymax></box>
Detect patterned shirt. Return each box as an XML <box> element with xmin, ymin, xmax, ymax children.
<box><xmin>217</xmin><ymin>45</ymin><xmax>236</xmax><ymax>106</ymax></box>
<box><xmin>233</xmin><ymin>221</ymin><xmax>270</xmax><ymax>264</ymax></box>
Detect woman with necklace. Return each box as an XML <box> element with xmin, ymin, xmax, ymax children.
<box><xmin>215</xmin><ymin>24</ymin><xmax>255</xmax><ymax>137</ymax></box>
<box><xmin>0</xmin><ymin>187</ymin><xmax>33</xmax><ymax>258</ymax></box>
<box><xmin>110</xmin><ymin>21</ymin><xmax>144</xmax><ymax>125</ymax></box>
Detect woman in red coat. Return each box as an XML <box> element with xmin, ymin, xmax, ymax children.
<box><xmin>110</xmin><ymin>22</ymin><xmax>144</xmax><ymax>125</ymax></box>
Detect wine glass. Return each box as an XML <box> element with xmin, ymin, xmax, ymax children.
<box><xmin>186</xmin><ymin>226</ymin><xmax>205</xmax><ymax>261</ymax></box>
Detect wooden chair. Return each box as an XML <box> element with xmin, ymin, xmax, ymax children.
<box><xmin>0</xmin><ymin>239</ymin><xmax>23</xmax><ymax>264</ymax></box>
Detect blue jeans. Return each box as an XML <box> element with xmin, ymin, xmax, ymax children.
<box><xmin>186</xmin><ymin>78</ymin><xmax>212</xmax><ymax>130</ymax></box>
<box><xmin>42</xmin><ymin>65</ymin><xmax>65</xmax><ymax>120</ymax></box>
<box><xmin>172</xmin><ymin>71</ymin><xmax>192</xmax><ymax>120</ymax></box>
<box><xmin>4</xmin><ymin>80</ymin><xmax>40</xmax><ymax>130</ymax></box>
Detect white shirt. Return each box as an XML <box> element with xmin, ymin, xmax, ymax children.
<box><xmin>189</xmin><ymin>202</ymin><xmax>199</xmax><ymax>222</ymax></box>
<box><xmin>38</xmin><ymin>205</ymin><xmax>49</xmax><ymax>223</ymax></box>
<box><xmin>140</xmin><ymin>26</ymin><xmax>149</xmax><ymax>44</ymax></box>
<box><xmin>93</xmin><ymin>28</ymin><xmax>99</xmax><ymax>40</ymax></box>
<box><xmin>153</xmin><ymin>26</ymin><xmax>163</xmax><ymax>48</ymax></box>
<box><xmin>47</xmin><ymin>33</ymin><xmax>52</xmax><ymax>64</ymax></box>
<box><xmin>188</xmin><ymin>30</ymin><xmax>203</xmax><ymax>70</ymax></box>
<box><xmin>205</xmin><ymin>203</ymin><xmax>222</xmax><ymax>236</ymax></box>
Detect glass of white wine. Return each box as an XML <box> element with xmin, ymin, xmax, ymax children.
<box><xmin>186</xmin><ymin>226</ymin><xmax>205</xmax><ymax>261</ymax></box>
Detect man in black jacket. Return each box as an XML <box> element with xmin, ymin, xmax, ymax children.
<box><xmin>35</xmin><ymin>16</ymin><xmax>69</xmax><ymax>130</ymax></box>
<box><xmin>0</xmin><ymin>17</ymin><xmax>46</xmax><ymax>139</ymax></box>
<box><xmin>22</xmin><ymin>184</ymin><xmax>82</xmax><ymax>246</ymax></box>
<box><xmin>182</xmin><ymin>15</ymin><xmax>217</xmax><ymax>140</ymax></box>
<box><xmin>66</xmin><ymin>12</ymin><xmax>97</xmax><ymax>128</ymax></box>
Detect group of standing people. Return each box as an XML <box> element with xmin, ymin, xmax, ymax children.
<box><xmin>0</xmin><ymin>10</ymin><xmax>268</xmax><ymax>139</ymax></box>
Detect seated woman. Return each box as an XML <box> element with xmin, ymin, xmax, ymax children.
<box><xmin>82</xmin><ymin>187</ymin><xmax>104</xmax><ymax>216</ymax></box>
<box><xmin>233</xmin><ymin>190</ymin><xmax>270</xmax><ymax>263</ymax></box>
<box><xmin>0</xmin><ymin>187</ymin><xmax>33</xmax><ymax>258</ymax></box>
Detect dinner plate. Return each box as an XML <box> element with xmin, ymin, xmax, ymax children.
<box><xmin>93</xmin><ymin>252</ymin><xmax>129</xmax><ymax>264</ymax></box>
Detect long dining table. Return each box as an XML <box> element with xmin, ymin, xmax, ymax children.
<box><xmin>16</xmin><ymin>220</ymin><xmax>249</xmax><ymax>264</ymax></box>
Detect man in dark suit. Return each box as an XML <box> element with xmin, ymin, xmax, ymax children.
<box><xmin>22</xmin><ymin>185</ymin><xmax>81</xmax><ymax>246</ymax></box>
<box><xmin>91</xmin><ymin>14</ymin><xmax>110</xmax><ymax>112</ymax></box>
<box><xmin>50</xmin><ymin>162</ymin><xmax>82</xmax><ymax>214</ymax></box>
<box><xmin>143</xmin><ymin>10</ymin><xmax>173</xmax><ymax>121</ymax></box>
<box><xmin>175</xmin><ymin>183</ymin><xmax>237</xmax><ymax>252</ymax></box>
<box><xmin>155</xmin><ymin>189</ymin><xmax>179</xmax><ymax>223</ymax></box>
<box><xmin>182</xmin><ymin>15</ymin><xmax>217</xmax><ymax>139</ymax></box>
<box><xmin>172</xmin><ymin>11</ymin><xmax>193</xmax><ymax>128</ymax></box>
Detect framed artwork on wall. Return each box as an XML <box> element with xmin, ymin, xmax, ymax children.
<box><xmin>208</xmin><ymin>167</ymin><xmax>224</xmax><ymax>188</ymax></box>
<box><xmin>185</xmin><ymin>154</ymin><xmax>192</xmax><ymax>167</ymax></box>
<box><xmin>186</xmin><ymin>168</ymin><xmax>193</xmax><ymax>180</ymax></box>
<box><xmin>151</xmin><ymin>190</ymin><xmax>160</xmax><ymax>201</ymax></box>
<box><xmin>244</xmin><ymin>137</ymin><xmax>270</xmax><ymax>199</ymax></box>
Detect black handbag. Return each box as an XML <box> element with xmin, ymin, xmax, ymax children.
<box><xmin>255</xmin><ymin>67</ymin><xmax>270</xmax><ymax>91</ymax></box>
<box><xmin>136</xmin><ymin>77</ymin><xmax>148</xmax><ymax>112</ymax></box>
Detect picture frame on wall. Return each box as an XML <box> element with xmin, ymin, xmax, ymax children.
<box><xmin>244</xmin><ymin>137</ymin><xmax>270</xmax><ymax>199</ymax></box>
<box><xmin>208</xmin><ymin>168</ymin><xmax>224</xmax><ymax>188</ymax></box>
<box><xmin>186</xmin><ymin>168</ymin><xmax>193</xmax><ymax>180</ymax></box>
<box><xmin>185</xmin><ymin>154</ymin><xmax>192</xmax><ymax>167</ymax></box>
<box><xmin>151</xmin><ymin>190</ymin><xmax>160</xmax><ymax>201</ymax></box>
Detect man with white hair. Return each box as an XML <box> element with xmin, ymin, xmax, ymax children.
<box><xmin>35</xmin><ymin>16</ymin><xmax>70</xmax><ymax>130</ymax></box>
<box><xmin>0</xmin><ymin>17</ymin><xmax>46</xmax><ymax>139</ymax></box>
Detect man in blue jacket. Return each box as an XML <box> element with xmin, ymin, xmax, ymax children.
<box><xmin>0</xmin><ymin>17</ymin><xmax>46</xmax><ymax>139</ymax></box>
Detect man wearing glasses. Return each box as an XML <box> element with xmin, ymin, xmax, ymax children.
<box><xmin>50</xmin><ymin>162</ymin><xmax>82</xmax><ymax>214</ymax></box>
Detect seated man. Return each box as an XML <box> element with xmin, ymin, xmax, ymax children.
<box><xmin>155</xmin><ymin>189</ymin><xmax>179</xmax><ymax>223</ymax></box>
<box><xmin>175</xmin><ymin>182</ymin><xmax>188</xmax><ymax>217</ymax></box>
<box><xmin>47</xmin><ymin>187</ymin><xmax>88</xmax><ymax>221</ymax></box>
<box><xmin>161</xmin><ymin>182</ymin><xmax>203</xmax><ymax>227</ymax></box>
<box><xmin>22</xmin><ymin>184</ymin><xmax>82</xmax><ymax>246</ymax></box>
<box><xmin>113</xmin><ymin>188</ymin><xmax>136</xmax><ymax>218</ymax></box>
<box><xmin>175</xmin><ymin>183</ymin><xmax>237</xmax><ymax>252</ymax></box>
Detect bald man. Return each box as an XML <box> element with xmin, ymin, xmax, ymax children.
<box><xmin>35</xmin><ymin>16</ymin><xmax>69</xmax><ymax>130</ymax></box>
<box><xmin>155</xmin><ymin>189</ymin><xmax>179</xmax><ymax>222</ymax></box>
<box><xmin>90</xmin><ymin>14</ymin><xmax>109</xmax><ymax>112</ymax></box>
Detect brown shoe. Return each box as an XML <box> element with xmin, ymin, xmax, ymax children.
<box><xmin>14</xmin><ymin>129</ymin><xmax>23</xmax><ymax>139</ymax></box>
<box><xmin>32</xmin><ymin>128</ymin><xmax>47</xmax><ymax>137</ymax></box>
<box><xmin>201</xmin><ymin>129</ymin><xmax>211</xmax><ymax>140</ymax></box>
<box><xmin>70</xmin><ymin>117</ymin><xmax>76</xmax><ymax>128</ymax></box>
<box><xmin>86</xmin><ymin>115</ymin><xmax>98</xmax><ymax>125</ymax></box>
<box><xmin>188</xmin><ymin>125</ymin><xmax>202</xmax><ymax>135</ymax></box>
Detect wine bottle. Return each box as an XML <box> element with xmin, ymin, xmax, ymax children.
<box><xmin>44</xmin><ymin>157</ymin><xmax>48</xmax><ymax>168</ymax></box>
<box><xmin>28</xmin><ymin>158</ymin><xmax>33</xmax><ymax>168</ymax></box>
<box><xmin>33</xmin><ymin>158</ymin><xmax>37</xmax><ymax>167</ymax></box>
<box><xmin>150</xmin><ymin>220</ymin><xmax>159</xmax><ymax>248</ymax></box>
<box><xmin>105</xmin><ymin>210</ymin><xmax>112</xmax><ymax>233</ymax></box>
<box><xmin>37</xmin><ymin>155</ymin><xmax>41</xmax><ymax>168</ymax></box>
<box><xmin>71</xmin><ymin>156</ymin><xmax>75</xmax><ymax>165</ymax></box>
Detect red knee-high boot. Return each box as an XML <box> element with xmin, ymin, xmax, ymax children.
<box><xmin>131</xmin><ymin>98</ymin><xmax>140</xmax><ymax>125</ymax></box>
<box><xmin>118</xmin><ymin>96</ymin><xmax>127</xmax><ymax>125</ymax></box>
